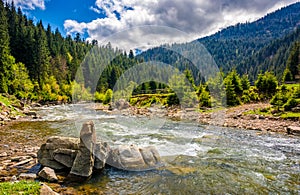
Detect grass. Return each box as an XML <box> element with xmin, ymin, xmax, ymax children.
<box><xmin>244</xmin><ymin>106</ymin><xmax>300</xmax><ymax>119</ymax></box>
<box><xmin>280</xmin><ymin>112</ymin><xmax>300</xmax><ymax>119</ymax></box>
<box><xmin>244</xmin><ymin>108</ymin><xmax>273</xmax><ymax>116</ymax></box>
<box><xmin>0</xmin><ymin>181</ymin><xmax>40</xmax><ymax>195</ymax></box>
<box><xmin>285</xmin><ymin>83</ymin><xmax>300</xmax><ymax>91</ymax></box>
<box><xmin>0</xmin><ymin>94</ymin><xmax>11</xmax><ymax>107</ymax></box>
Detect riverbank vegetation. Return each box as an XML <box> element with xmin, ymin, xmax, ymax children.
<box><xmin>0</xmin><ymin>181</ymin><xmax>40</xmax><ymax>195</ymax></box>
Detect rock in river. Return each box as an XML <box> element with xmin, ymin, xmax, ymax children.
<box><xmin>69</xmin><ymin>121</ymin><xmax>96</xmax><ymax>178</ymax></box>
<box><xmin>107</xmin><ymin>145</ymin><xmax>161</xmax><ymax>171</ymax></box>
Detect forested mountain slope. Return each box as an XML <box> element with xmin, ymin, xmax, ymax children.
<box><xmin>139</xmin><ymin>2</ymin><xmax>300</xmax><ymax>81</ymax></box>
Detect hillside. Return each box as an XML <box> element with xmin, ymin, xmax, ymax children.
<box><xmin>139</xmin><ymin>2</ymin><xmax>300</xmax><ymax>81</ymax></box>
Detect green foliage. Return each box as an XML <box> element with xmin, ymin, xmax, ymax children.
<box><xmin>167</xmin><ymin>93</ymin><xmax>180</xmax><ymax>106</ymax></box>
<box><xmin>285</xmin><ymin>42</ymin><xmax>300</xmax><ymax>81</ymax></box>
<box><xmin>223</xmin><ymin>70</ymin><xmax>243</xmax><ymax>106</ymax></box>
<box><xmin>0</xmin><ymin>0</ymin><xmax>13</xmax><ymax>93</ymax></box>
<box><xmin>0</xmin><ymin>181</ymin><xmax>40</xmax><ymax>195</ymax></box>
<box><xmin>241</xmin><ymin>87</ymin><xmax>260</xmax><ymax>103</ymax></box>
<box><xmin>255</xmin><ymin>71</ymin><xmax>278</xmax><ymax>99</ymax></box>
<box><xmin>282</xmin><ymin>68</ymin><xmax>293</xmax><ymax>83</ymax></box>
<box><xmin>241</xmin><ymin>74</ymin><xmax>250</xmax><ymax>91</ymax></box>
<box><xmin>11</xmin><ymin>62</ymin><xmax>34</xmax><ymax>99</ymax></box>
<box><xmin>103</xmin><ymin>89</ymin><xmax>113</xmax><ymax>104</ymax></box>
<box><xmin>72</xmin><ymin>81</ymin><xmax>93</xmax><ymax>102</ymax></box>
<box><xmin>198</xmin><ymin>85</ymin><xmax>212</xmax><ymax>108</ymax></box>
<box><xmin>94</xmin><ymin>91</ymin><xmax>105</xmax><ymax>102</ymax></box>
<box><xmin>283</xmin><ymin>97</ymin><xmax>299</xmax><ymax>111</ymax></box>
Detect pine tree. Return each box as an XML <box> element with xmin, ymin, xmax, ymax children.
<box><xmin>33</xmin><ymin>21</ymin><xmax>51</xmax><ymax>85</ymax></box>
<box><xmin>0</xmin><ymin>0</ymin><xmax>14</xmax><ymax>93</ymax></box>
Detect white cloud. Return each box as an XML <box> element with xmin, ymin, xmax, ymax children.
<box><xmin>64</xmin><ymin>0</ymin><xmax>299</xmax><ymax>51</ymax></box>
<box><xmin>5</xmin><ymin>0</ymin><xmax>46</xmax><ymax>10</ymax></box>
<box><xmin>90</xmin><ymin>6</ymin><xmax>101</xmax><ymax>14</ymax></box>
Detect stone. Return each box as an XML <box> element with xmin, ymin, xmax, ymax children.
<box><xmin>287</xmin><ymin>126</ymin><xmax>300</xmax><ymax>135</ymax></box>
<box><xmin>25</xmin><ymin>111</ymin><xmax>37</xmax><ymax>116</ymax></box>
<box><xmin>94</xmin><ymin>142</ymin><xmax>110</xmax><ymax>170</ymax></box>
<box><xmin>19</xmin><ymin>173</ymin><xmax>37</xmax><ymax>180</ymax></box>
<box><xmin>11</xmin><ymin>159</ymin><xmax>32</xmax><ymax>167</ymax></box>
<box><xmin>40</xmin><ymin>183</ymin><xmax>59</xmax><ymax>195</ymax></box>
<box><xmin>11</xmin><ymin>175</ymin><xmax>17</xmax><ymax>182</ymax></box>
<box><xmin>140</xmin><ymin>146</ymin><xmax>161</xmax><ymax>167</ymax></box>
<box><xmin>53</xmin><ymin>149</ymin><xmax>77</xmax><ymax>168</ymax></box>
<box><xmin>114</xmin><ymin>99</ymin><xmax>130</xmax><ymax>110</ymax></box>
<box><xmin>291</xmin><ymin>107</ymin><xmax>300</xmax><ymax>112</ymax></box>
<box><xmin>37</xmin><ymin>136</ymin><xmax>80</xmax><ymax>170</ymax></box>
<box><xmin>0</xmin><ymin>152</ymin><xmax>8</xmax><ymax>157</ymax></box>
<box><xmin>107</xmin><ymin>145</ymin><xmax>161</xmax><ymax>171</ymax></box>
<box><xmin>69</xmin><ymin>121</ymin><xmax>96</xmax><ymax>178</ymax></box>
<box><xmin>38</xmin><ymin>167</ymin><xmax>58</xmax><ymax>182</ymax></box>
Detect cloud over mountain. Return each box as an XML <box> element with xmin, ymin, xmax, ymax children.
<box><xmin>64</xmin><ymin>0</ymin><xmax>298</xmax><ymax>49</ymax></box>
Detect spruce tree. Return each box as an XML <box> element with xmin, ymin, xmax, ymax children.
<box><xmin>0</xmin><ymin>0</ymin><xmax>14</xmax><ymax>93</ymax></box>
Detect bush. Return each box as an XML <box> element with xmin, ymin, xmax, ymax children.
<box><xmin>103</xmin><ymin>89</ymin><xmax>113</xmax><ymax>104</ymax></box>
<box><xmin>199</xmin><ymin>90</ymin><xmax>212</xmax><ymax>108</ymax></box>
<box><xmin>94</xmin><ymin>91</ymin><xmax>105</xmax><ymax>102</ymax></box>
<box><xmin>283</xmin><ymin>97</ymin><xmax>299</xmax><ymax>111</ymax></box>
<box><xmin>167</xmin><ymin>93</ymin><xmax>179</xmax><ymax>106</ymax></box>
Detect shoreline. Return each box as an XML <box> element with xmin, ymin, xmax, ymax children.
<box><xmin>96</xmin><ymin>103</ymin><xmax>300</xmax><ymax>136</ymax></box>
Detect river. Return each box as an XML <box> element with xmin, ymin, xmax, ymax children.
<box><xmin>9</xmin><ymin>104</ymin><xmax>300</xmax><ymax>194</ymax></box>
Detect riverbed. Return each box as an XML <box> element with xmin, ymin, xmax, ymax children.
<box><xmin>1</xmin><ymin>104</ymin><xmax>299</xmax><ymax>194</ymax></box>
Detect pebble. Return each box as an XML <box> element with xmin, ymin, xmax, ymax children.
<box><xmin>0</xmin><ymin>152</ymin><xmax>8</xmax><ymax>157</ymax></box>
<box><xmin>10</xmin><ymin>159</ymin><xmax>32</xmax><ymax>167</ymax></box>
<box><xmin>19</xmin><ymin>173</ymin><xmax>37</xmax><ymax>180</ymax></box>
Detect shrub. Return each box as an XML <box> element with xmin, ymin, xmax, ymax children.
<box><xmin>283</xmin><ymin>97</ymin><xmax>299</xmax><ymax>111</ymax></box>
<box><xmin>167</xmin><ymin>93</ymin><xmax>179</xmax><ymax>106</ymax></box>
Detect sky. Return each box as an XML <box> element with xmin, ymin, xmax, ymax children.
<box><xmin>5</xmin><ymin>0</ymin><xmax>299</xmax><ymax>51</ymax></box>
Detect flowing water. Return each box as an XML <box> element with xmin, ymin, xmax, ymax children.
<box><xmin>14</xmin><ymin>104</ymin><xmax>300</xmax><ymax>194</ymax></box>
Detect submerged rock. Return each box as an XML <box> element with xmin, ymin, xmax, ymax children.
<box><xmin>107</xmin><ymin>145</ymin><xmax>161</xmax><ymax>171</ymax></box>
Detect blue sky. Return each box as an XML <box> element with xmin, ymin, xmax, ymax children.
<box><xmin>6</xmin><ymin>0</ymin><xmax>299</xmax><ymax>50</ymax></box>
<box><xmin>25</xmin><ymin>0</ymin><xmax>105</xmax><ymax>37</ymax></box>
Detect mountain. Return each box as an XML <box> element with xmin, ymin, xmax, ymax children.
<box><xmin>139</xmin><ymin>2</ymin><xmax>300</xmax><ymax>81</ymax></box>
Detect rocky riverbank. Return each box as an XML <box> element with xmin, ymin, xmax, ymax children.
<box><xmin>0</xmin><ymin>94</ymin><xmax>43</xmax><ymax>126</ymax></box>
<box><xmin>96</xmin><ymin>102</ymin><xmax>300</xmax><ymax>135</ymax></box>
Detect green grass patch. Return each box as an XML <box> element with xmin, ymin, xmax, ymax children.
<box><xmin>0</xmin><ymin>94</ymin><xmax>11</xmax><ymax>107</ymax></box>
<box><xmin>285</xmin><ymin>83</ymin><xmax>300</xmax><ymax>91</ymax></box>
<box><xmin>280</xmin><ymin>112</ymin><xmax>300</xmax><ymax>119</ymax></box>
<box><xmin>243</xmin><ymin>107</ymin><xmax>273</xmax><ymax>116</ymax></box>
<box><xmin>0</xmin><ymin>181</ymin><xmax>40</xmax><ymax>195</ymax></box>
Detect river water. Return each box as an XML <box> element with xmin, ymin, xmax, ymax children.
<box><xmin>28</xmin><ymin>104</ymin><xmax>300</xmax><ymax>194</ymax></box>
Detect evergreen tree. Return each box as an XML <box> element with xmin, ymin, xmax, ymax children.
<box><xmin>33</xmin><ymin>21</ymin><xmax>51</xmax><ymax>85</ymax></box>
<box><xmin>241</xmin><ymin>74</ymin><xmax>251</xmax><ymax>91</ymax></box>
<box><xmin>0</xmin><ymin>0</ymin><xmax>13</xmax><ymax>93</ymax></box>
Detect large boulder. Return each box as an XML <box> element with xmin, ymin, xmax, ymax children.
<box><xmin>69</xmin><ymin>121</ymin><xmax>96</xmax><ymax>178</ymax></box>
<box><xmin>107</xmin><ymin>145</ymin><xmax>161</xmax><ymax>171</ymax></box>
<box><xmin>37</xmin><ymin>137</ymin><xmax>80</xmax><ymax>170</ymax></box>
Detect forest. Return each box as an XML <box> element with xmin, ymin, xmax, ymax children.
<box><xmin>0</xmin><ymin>0</ymin><xmax>299</xmax><ymax>114</ymax></box>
